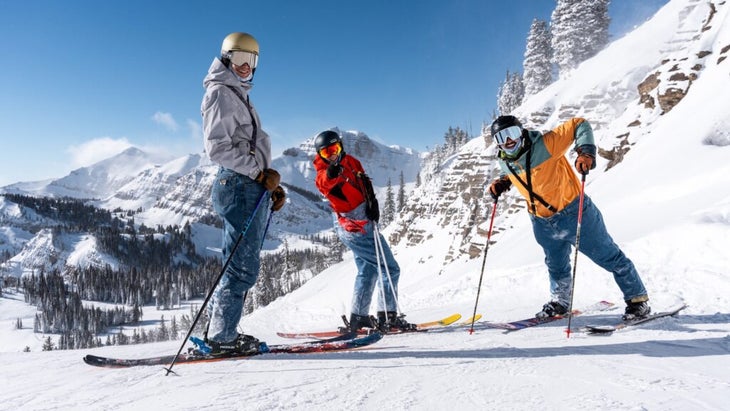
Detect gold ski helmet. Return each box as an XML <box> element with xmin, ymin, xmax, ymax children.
<box><xmin>221</xmin><ymin>32</ymin><xmax>259</xmax><ymax>70</ymax></box>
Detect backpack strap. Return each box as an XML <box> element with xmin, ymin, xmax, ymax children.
<box><xmin>505</xmin><ymin>140</ymin><xmax>558</xmax><ymax>215</ymax></box>
<box><xmin>225</xmin><ymin>85</ymin><xmax>258</xmax><ymax>156</ymax></box>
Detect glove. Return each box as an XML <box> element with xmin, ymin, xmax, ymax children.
<box><xmin>270</xmin><ymin>186</ymin><xmax>286</xmax><ymax>211</ymax></box>
<box><xmin>366</xmin><ymin>198</ymin><xmax>380</xmax><ymax>222</ymax></box>
<box><xmin>255</xmin><ymin>168</ymin><xmax>281</xmax><ymax>192</ymax></box>
<box><xmin>489</xmin><ymin>176</ymin><xmax>512</xmax><ymax>201</ymax></box>
<box><xmin>326</xmin><ymin>163</ymin><xmax>343</xmax><ymax>179</ymax></box>
<box><xmin>575</xmin><ymin>153</ymin><xmax>595</xmax><ymax>175</ymax></box>
<box><xmin>574</xmin><ymin>144</ymin><xmax>597</xmax><ymax>175</ymax></box>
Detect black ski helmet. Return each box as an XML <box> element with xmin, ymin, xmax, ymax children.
<box><xmin>314</xmin><ymin>130</ymin><xmax>343</xmax><ymax>153</ymax></box>
<box><xmin>490</xmin><ymin>115</ymin><xmax>522</xmax><ymax>137</ymax></box>
<box><xmin>490</xmin><ymin>115</ymin><xmax>527</xmax><ymax>158</ymax></box>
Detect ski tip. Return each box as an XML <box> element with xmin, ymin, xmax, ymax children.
<box><xmin>459</xmin><ymin>314</ymin><xmax>483</xmax><ymax>326</ymax></box>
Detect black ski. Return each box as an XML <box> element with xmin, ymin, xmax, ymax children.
<box><xmin>584</xmin><ymin>303</ymin><xmax>688</xmax><ymax>334</ymax></box>
<box><xmin>471</xmin><ymin>300</ymin><xmax>615</xmax><ymax>332</ymax></box>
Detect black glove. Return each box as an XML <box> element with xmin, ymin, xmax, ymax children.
<box><xmin>271</xmin><ymin>186</ymin><xmax>286</xmax><ymax>211</ymax></box>
<box><xmin>326</xmin><ymin>163</ymin><xmax>343</xmax><ymax>179</ymax></box>
<box><xmin>489</xmin><ymin>176</ymin><xmax>512</xmax><ymax>201</ymax></box>
<box><xmin>366</xmin><ymin>198</ymin><xmax>380</xmax><ymax>222</ymax></box>
<box><xmin>356</xmin><ymin>172</ymin><xmax>379</xmax><ymax>222</ymax></box>
<box><xmin>255</xmin><ymin>168</ymin><xmax>281</xmax><ymax>192</ymax></box>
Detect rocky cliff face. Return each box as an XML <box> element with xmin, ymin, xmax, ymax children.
<box><xmin>382</xmin><ymin>0</ymin><xmax>730</xmax><ymax>271</ymax></box>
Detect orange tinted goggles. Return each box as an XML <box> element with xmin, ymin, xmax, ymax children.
<box><xmin>318</xmin><ymin>143</ymin><xmax>342</xmax><ymax>159</ymax></box>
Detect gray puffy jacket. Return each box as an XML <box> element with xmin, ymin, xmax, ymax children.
<box><xmin>201</xmin><ymin>58</ymin><xmax>271</xmax><ymax>180</ymax></box>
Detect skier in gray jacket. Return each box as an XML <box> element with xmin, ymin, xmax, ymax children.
<box><xmin>200</xmin><ymin>32</ymin><xmax>285</xmax><ymax>354</ymax></box>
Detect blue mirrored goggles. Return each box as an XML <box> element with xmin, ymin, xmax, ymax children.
<box><xmin>493</xmin><ymin>125</ymin><xmax>523</xmax><ymax>146</ymax></box>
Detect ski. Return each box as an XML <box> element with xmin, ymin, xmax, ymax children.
<box><xmin>83</xmin><ymin>332</ymin><xmax>382</xmax><ymax>368</ymax></box>
<box><xmin>458</xmin><ymin>314</ymin><xmax>483</xmax><ymax>326</ymax></box>
<box><xmin>584</xmin><ymin>303</ymin><xmax>688</xmax><ymax>335</ymax></box>
<box><xmin>276</xmin><ymin>313</ymin><xmax>462</xmax><ymax>339</ymax></box>
<box><xmin>473</xmin><ymin>300</ymin><xmax>615</xmax><ymax>332</ymax></box>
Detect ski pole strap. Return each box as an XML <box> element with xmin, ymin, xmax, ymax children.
<box><xmin>225</xmin><ymin>85</ymin><xmax>258</xmax><ymax>156</ymax></box>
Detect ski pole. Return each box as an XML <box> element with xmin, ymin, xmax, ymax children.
<box><xmin>469</xmin><ymin>198</ymin><xmax>499</xmax><ymax>334</ymax></box>
<box><xmin>373</xmin><ymin>222</ymin><xmax>402</xmax><ymax>316</ymax></box>
<box><xmin>165</xmin><ymin>190</ymin><xmax>269</xmax><ymax>375</ymax></box>
<box><xmin>373</xmin><ymin>222</ymin><xmax>387</xmax><ymax>319</ymax></box>
<box><xmin>565</xmin><ymin>172</ymin><xmax>587</xmax><ymax>338</ymax></box>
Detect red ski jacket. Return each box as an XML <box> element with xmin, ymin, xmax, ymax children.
<box><xmin>313</xmin><ymin>154</ymin><xmax>367</xmax><ymax>213</ymax></box>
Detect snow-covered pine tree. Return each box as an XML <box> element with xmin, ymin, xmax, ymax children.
<box><xmin>497</xmin><ymin>70</ymin><xmax>524</xmax><ymax>115</ymax></box>
<box><xmin>42</xmin><ymin>336</ymin><xmax>54</xmax><ymax>351</ymax></box>
<box><xmin>397</xmin><ymin>171</ymin><xmax>406</xmax><ymax>212</ymax></box>
<box><xmin>442</xmin><ymin>126</ymin><xmax>471</xmax><ymax>157</ymax></box>
<box><xmin>550</xmin><ymin>0</ymin><xmax>610</xmax><ymax>77</ymax></box>
<box><xmin>523</xmin><ymin>18</ymin><xmax>553</xmax><ymax>98</ymax></box>
<box><xmin>585</xmin><ymin>0</ymin><xmax>610</xmax><ymax>53</ymax></box>
<box><xmin>550</xmin><ymin>0</ymin><xmax>574</xmax><ymax>75</ymax></box>
<box><xmin>383</xmin><ymin>178</ymin><xmax>395</xmax><ymax>226</ymax></box>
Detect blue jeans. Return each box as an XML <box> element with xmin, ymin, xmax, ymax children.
<box><xmin>334</xmin><ymin>216</ymin><xmax>401</xmax><ymax>316</ymax></box>
<box><xmin>207</xmin><ymin>167</ymin><xmax>268</xmax><ymax>343</ymax></box>
<box><xmin>530</xmin><ymin>195</ymin><xmax>647</xmax><ymax>306</ymax></box>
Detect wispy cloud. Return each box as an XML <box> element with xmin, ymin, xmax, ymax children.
<box><xmin>152</xmin><ymin>111</ymin><xmax>179</xmax><ymax>132</ymax></box>
<box><xmin>66</xmin><ymin>137</ymin><xmax>133</xmax><ymax>168</ymax></box>
<box><xmin>187</xmin><ymin>119</ymin><xmax>202</xmax><ymax>140</ymax></box>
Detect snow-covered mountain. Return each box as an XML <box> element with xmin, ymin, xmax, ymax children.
<box><xmin>1</xmin><ymin>147</ymin><xmax>175</xmax><ymax>200</ymax></box>
<box><xmin>0</xmin><ymin>129</ymin><xmax>422</xmax><ymax>273</ymax></box>
<box><xmin>2</xmin><ymin>1</ymin><xmax>730</xmax><ymax>409</ymax></box>
<box><xmin>99</xmin><ymin>153</ymin><xmax>209</xmax><ymax>213</ymax></box>
<box><xmin>1</xmin><ymin>229</ymin><xmax>119</xmax><ymax>278</ymax></box>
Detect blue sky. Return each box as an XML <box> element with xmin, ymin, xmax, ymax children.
<box><xmin>0</xmin><ymin>0</ymin><xmax>668</xmax><ymax>186</ymax></box>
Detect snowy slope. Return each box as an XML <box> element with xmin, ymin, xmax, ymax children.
<box><xmin>1</xmin><ymin>1</ymin><xmax>730</xmax><ymax>410</ymax></box>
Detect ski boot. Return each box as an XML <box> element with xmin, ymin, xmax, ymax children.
<box><xmin>535</xmin><ymin>301</ymin><xmax>568</xmax><ymax>319</ymax></box>
<box><xmin>338</xmin><ymin>313</ymin><xmax>377</xmax><ymax>334</ymax></box>
<box><xmin>377</xmin><ymin>311</ymin><xmax>417</xmax><ymax>333</ymax></box>
<box><xmin>623</xmin><ymin>296</ymin><xmax>651</xmax><ymax>321</ymax></box>
<box><xmin>205</xmin><ymin>333</ymin><xmax>263</xmax><ymax>356</ymax></box>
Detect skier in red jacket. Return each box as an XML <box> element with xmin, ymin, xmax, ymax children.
<box><xmin>313</xmin><ymin>130</ymin><xmax>415</xmax><ymax>333</ymax></box>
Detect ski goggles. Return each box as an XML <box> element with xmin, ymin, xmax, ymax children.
<box><xmin>318</xmin><ymin>143</ymin><xmax>342</xmax><ymax>159</ymax></box>
<box><xmin>493</xmin><ymin>125</ymin><xmax>523</xmax><ymax>146</ymax></box>
<box><xmin>229</xmin><ymin>50</ymin><xmax>258</xmax><ymax>68</ymax></box>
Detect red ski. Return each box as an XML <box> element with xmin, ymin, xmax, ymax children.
<box><xmin>83</xmin><ymin>332</ymin><xmax>382</xmax><ymax>368</ymax></box>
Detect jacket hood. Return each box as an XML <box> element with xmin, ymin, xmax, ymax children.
<box><xmin>203</xmin><ymin>58</ymin><xmax>253</xmax><ymax>92</ymax></box>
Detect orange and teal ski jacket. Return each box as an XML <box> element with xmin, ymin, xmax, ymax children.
<box><xmin>497</xmin><ymin>117</ymin><xmax>596</xmax><ymax>218</ymax></box>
